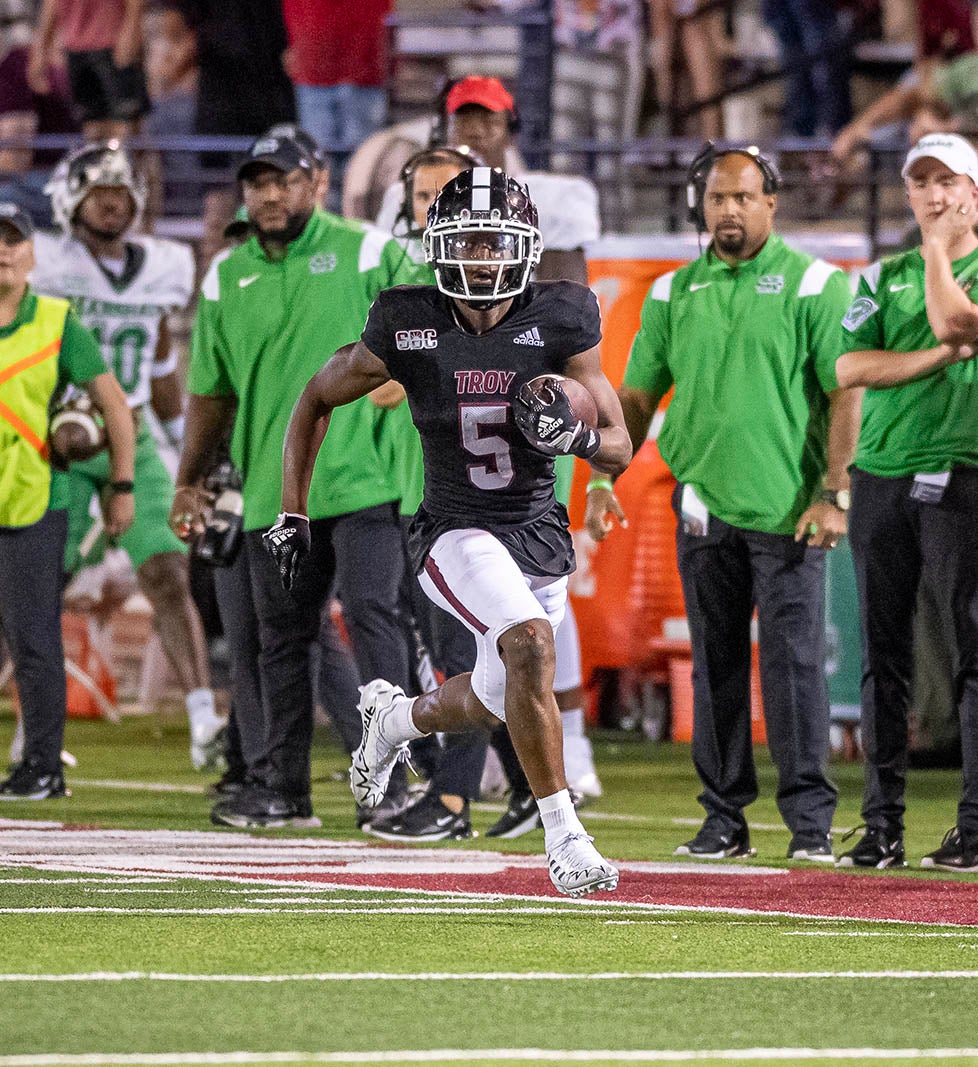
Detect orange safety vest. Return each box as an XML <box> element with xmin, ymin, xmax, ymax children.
<box><xmin>0</xmin><ymin>294</ymin><xmax>69</xmax><ymax>527</ymax></box>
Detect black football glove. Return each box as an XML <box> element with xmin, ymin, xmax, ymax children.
<box><xmin>513</xmin><ymin>380</ymin><xmax>600</xmax><ymax>459</ymax></box>
<box><xmin>263</xmin><ymin>512</ymin><xmax>311</xmax><ymax>592</ymax></box>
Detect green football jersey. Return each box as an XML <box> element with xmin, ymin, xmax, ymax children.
<box><xmin>623</xmin><ymin>234</ymin><xmax>851</xmax><ymax>535</ymax></box>
<box><xmin>842</xmin><ymin>245</ymin><xmax>978</xmax><ymax>477</ymax></box>
<box><xmin>189</xmin><ymin>209</ymin><xmax>418</xmax><ymax>530</ymax></box>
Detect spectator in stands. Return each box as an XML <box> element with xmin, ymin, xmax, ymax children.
<box><xmin>0</xmin><ymin>0</ymin><xmax>77</xmax><ymax>225</ymax></box>
<box><xmin>0</xmin><ymin>203</ymin><xmax>134</xmax><ymax>800</ymax></box>
<box><xmin>648</xmin><ymin>0</ymin><xmax>726</xmax><ymax>138</ymax></box>
<box><xmin>281</xmin><ymin>0</ymin><xmax>390</xmax><ymax>212</ymax></box>
<box><xmin>587</xmin><ymin>145</ymin><xmax>859</xmax><ymax>862</ymax></box>
<box><xmin>170</xmin><ymin>132</ymin><xmax>417</xmax><ymax>829</ymax></box>
<box><xmin>165</xmin><ymin>0</ymin><xmax>295</xmax><ymax>267</ymax></box>
<box><xmin>831</xmin><ymin>1</ymin><xmax>978</xmax><ymax>166</ymax></box>
<box><xmin>836</xmin><ymin>132</ymin><xmax>978</xmax><ymax>873</ymax></box>
<box><xmin>29</xmin><ymin>0</ymin><xmax>150</xmax><ymax>140</ymax></box>
<box><xmin>761</xmin><ymin>0</ymin><xmax>852</xmax><ymax>138</ymax></box>
<box><xmin>374</xmin><ymin>76</ymin><xmax>600</xmax><ymax>284</ymax></box>
<box><xmin>142</xmin><ymin>1</ymin><xmax>198</xmax><ymax>219</ymax></box>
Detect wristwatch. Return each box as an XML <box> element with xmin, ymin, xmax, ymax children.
<box><xmin>820</xmin><ymin>488</ymin><xmax>850</xmax><ymax>512</ymax></box>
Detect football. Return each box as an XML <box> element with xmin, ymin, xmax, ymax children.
<box><xmin>523</xmin><ymin>373</ymin><xmax>598</xmax><ymax>428</ymax></box>
<box><xmin>49</xmin><ymin>396</ymin><xmax>108</xmax><ymax>469</ymax></box>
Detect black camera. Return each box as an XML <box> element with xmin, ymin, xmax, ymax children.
<box><xmin>192</xmin><ymin>458</ymin><xmax>243</xmax><ymax>567</ymax></box>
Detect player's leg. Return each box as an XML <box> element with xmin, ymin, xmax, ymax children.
<box><xmin>555</xmin><ymin>602</ymin><xmax>602</xmax><ymax>797</ymax></box>
<box><xmin>123</xmin><ymin>429</ymin><xmax>222</xmax><ymax>768</ymax></box>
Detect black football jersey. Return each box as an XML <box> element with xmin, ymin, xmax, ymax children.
<box><xmin>362</xmin><ymin>280</ymin><xmax>602</xmax><ymax>576</ymax></box>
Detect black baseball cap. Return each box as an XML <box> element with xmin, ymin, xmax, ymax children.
<box><xmin>263</xmin><ymin>123</ymin><xmax>327</xmax><ymax>169</ymax></box>
<box><xmin>237</xmin><ymin>135</ymin><xmax>315</xmax><ymax>182</ymax></box>
<box><xmin>0</xmin><ymin>203</ymin><xmax>34</xmax><ymax>240</ymax></box>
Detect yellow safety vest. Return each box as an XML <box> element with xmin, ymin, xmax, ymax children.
<box><xmin>0</xmin><ymin>295</ymin><xmax>69</xmax><ymax>527</ymax></box>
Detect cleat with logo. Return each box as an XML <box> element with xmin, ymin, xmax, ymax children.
<box><xmin>547</xmin><ymin>831</ymin><xmax>619</xmax><ymax>897</ymax></box>
<box><xmin>364</xmin><ymin>792</ymin><xmax>473</xmax><ymax>842</ymax></box>
<box><xmin>349</xmin><ymin>679</ymin><xmax>413</xmax><ymax>809</ymax></box>
<box><xmin>674</xmin><ymin>820</ymin><xmax>755</xmax><ymax>859</ymax></box>
<box><xmin>0</xmin><ymin>759</ymin><xmax>69</xmax><ymax>800</ymax></box>
<box><xmin>836</xmin><ymin>824</ymin><xmax>906</xmax><ymax>869</ymax></box>
<box><xmin>920</xmin><ymin>826</ymin><xmax>978</xmax><ymax>872</ymax></box>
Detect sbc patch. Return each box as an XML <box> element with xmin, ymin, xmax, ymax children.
<box><xmin>755</xmin><ymin>274</ymin><xmax>784</xmax><ymax>294</ymax></box>
<box><xmin>842</xmin><ymin>296</ymin><xmax>879</xmax><ymax>332</ymax></box>
<box><xmin>395</xmin><ymin>328</ymin><xmax>438</xmax><ymax>351</ymax></box>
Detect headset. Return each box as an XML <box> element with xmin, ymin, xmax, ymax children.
<box><xmin>429</xmin><ymin>78</ymin><xmax>520</xmax><ymax>147</ymax></box>
<box><xmin>395</xmin><ymin>146</ymin><xmax>484</xmax><ymax>237</ymax></box>
<box><xmin>686</xmin><ymin>142</ymin><xmax>782</xmax><ymax>232</ymax></box>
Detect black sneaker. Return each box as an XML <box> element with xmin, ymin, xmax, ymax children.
<box><xmin>674</xmin><ymin>821</ymin><xmax>755</xmax><ymax>859</ymax></box>
<box><xmin>207</xmin><ymin>769</ymin><xmax>248</xmax><ymax>799</ymax></box>
<box><xmin>0</xmin><ymin>760</ymin><xmax>68</xmax><ymax>800</ymax></box>
<box><xmin>210</xmin><ymin>784</ymin><xmax>320</xmax><ymax>829</ymax></box>
<box><xmin>355</xmin><ymin>772</ymin><xmax>410</xmax><ymax>829</ymax></box>
<box><xmin>486</xmin><ymin>791</ymin><xmax>542</xmax><ymax>838</ymax></box>
<box><xmin>836</xmin><ymin>824</ymin><xmax>906</xmax><ymax>869</ymax></box>
<box><xmin>921</xmin><ymin>826</ymin><xmax>978</xmax><ymax>872</ymax></box>
<box><xmin>364</xmin><ymin>792</ymin><xmax>473</xmax><ymax>842</ymax></box>
<box><xmin>787</xmin><ymin>832</ymin><xmax>834</xmax><ymax>863</ymax></box>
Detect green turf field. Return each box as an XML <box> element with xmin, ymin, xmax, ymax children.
<box><xmin>1</xmin><ymin>709</ymin><xmax>977</xmax><ymax>1067</ymax></box>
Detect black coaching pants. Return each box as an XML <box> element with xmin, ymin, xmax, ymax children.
<box><xmin>675</xmin><ymin>496</ymin><xmax>837</xmax><ymax>839</ymax></box>
<box><xmin>849</xmin><ymin>466</ymin><xmax>978</xmax><ymax>838</ymax></box>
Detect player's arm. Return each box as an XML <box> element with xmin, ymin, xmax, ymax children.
<box><xmin>561</xmin><ymin>345</ymin><xmax>632</xmax><ymax>478</ymax></box>
<box><xmin>281</xmin><ymin>340</ymin><xmax>391</xmax><ymax>516</ymax></box>
<box><xmin>149</xmin><ymin>317</ymin><xmax>185</xmax><ymax>448</ymax></box>
<box><xmin>85</xmin><ymin>371</ymin><xmax>136</xmax><ymax>537</ymax></box>
<box><xmin>268</xmin><ymin>340</ymin><xmax>390</xmax><ymax>591</ymax></box>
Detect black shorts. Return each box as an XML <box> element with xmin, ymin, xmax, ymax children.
<box><xmin>66</xmin><ymin>48</ymin><xmax>150</xmax><ymax>124</ymax></box>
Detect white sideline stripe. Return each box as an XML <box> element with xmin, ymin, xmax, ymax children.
<box><xmin>0</xmin><ymin>907</ymin><xmax>650</xmax><ymax>917</ymax></box>
<box><xmin>4</xmin><ymin>969</ymin><xmax>978</xmax><ymax>983</ymax></box>
<box><xmin>786</xmin><ymin>931</ymin><xmax>978</xmax><ymax>938</ymax></box>
<box><xmin>70</xmin><ymin>778</ymin><xmax>207</xmax><ymax>795</ymax></box>
<box><xmin>4</xmin><ymin>1051</ymin><xmax>978</xmax><ymax>1065</ymax></box>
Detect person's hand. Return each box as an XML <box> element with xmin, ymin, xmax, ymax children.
<box><xmin>794</xmin><ymin>501</ymin><xmax>846</xmax><ymax>549</ymax></box>
<box><xmin>830</xmin><ymin>123</ymin><xmax>867</xmax><ymax>167</ymax></box>
<box><xmin>103</xmin><ymin>488</ymin><xmax>134</xmax><ymax>537</ymax></box>
<box><xmin>925</xmin><ymin>201</ymin><xmax>976</xmax><ymax>253</ymax></box>
<box><xmin>513</xmin><ymin>380</ymin><xmax>599</xmax><ymax>458</ymax></box>
<box><xmin>263</xmin><ymin>513</ymin><xmax>311</xmax><ymax>592</ymax></box>
<box><xmin>585</xmin><ymin>486</ymin><xmax>627</xmax><ymax>542</ymax></box>
<box><xmin>169</xmin><ymin>484</ymin><xmax>212</xmax><ymax>541</ymax></box>
<box><xmin>939</xmin><ymin>342</ymin><xmax>976</xmax><ymax>366</ymax></box>
<box><xmin>26</xmin><ymin>48</ymin><xmax>50</xmax><ymax>94</ymax></box>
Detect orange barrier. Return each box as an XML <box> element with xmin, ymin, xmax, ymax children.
<box><xmin>62</xmin><ymin>613</ymin><xmax>117</xmax><ymax>720</ymax></box>
<box><xmin>669</xmin><ymin>647</ymin><xmax>767</xmax><ymax>745</ymax></box>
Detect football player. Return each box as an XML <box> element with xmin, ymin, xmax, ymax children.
<box><xmin>32</xmin><ymin>141</ymin><xmax>225</xmax><ymax>770</ymax></box>
<box><xmin>269</xmin><ymin>168</ymin><xmax>631</xmax><ymax>896</ymax></box>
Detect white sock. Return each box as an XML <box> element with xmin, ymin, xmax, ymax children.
<box><xmin>537</xmin><ymin>788</ymin><xmax>587</xmax><ymax>850</ymax></box>
<box><xmin>185</xmin><ymin>687</ymin><xmax>218</xmax><ymax>723</ymax></box>
<box><xmin>561</xmin><ymin>707</ymin><xmax>585</xmax><ymax>738</ymax></box>
<box><xmin>386</xmin><ymin>695</ymin><xmax>425</xmax><ymax>743</ymax></box>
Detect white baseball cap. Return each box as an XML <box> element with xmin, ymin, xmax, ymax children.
<box><xmin>902</xmin><ymin>133</ymin><xmax>978</xmax><ymax>184</ymax></box>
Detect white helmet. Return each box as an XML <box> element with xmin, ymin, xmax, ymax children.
<box><xmin>45</xmin><ymin>140</ymin><xmax>147</xmax><ymax>232</ymax></box>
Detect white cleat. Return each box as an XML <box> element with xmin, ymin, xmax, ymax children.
<box><xmin>350</xmin><ymin>679</ymin><xmax>411</xmax><ymax>809</ymax></box>
<box><xmin>189</xmin><ymin>712</ymin><xmax>226</xmax><ymax>772</ymax></box>
<box><xmin>547</xmin><ymin>831</ymin><xmax>619</xmax><ymax>897</ymax></box>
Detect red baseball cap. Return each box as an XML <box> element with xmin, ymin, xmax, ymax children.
<box><xmin>446</xmin><ymin>76</ymin><xmax>514</xmax><ymax>115</ymax></box>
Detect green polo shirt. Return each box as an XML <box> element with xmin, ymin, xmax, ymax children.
<box><xmin>623</xmin><ymin>234</ymin><xmax>851</xmax><ymax>534</ymax></box>
<box><xmin>189</xmin><ymin>209</ymin><xmax>418</xmax><ymax>530</ymax></box>
<box><xmin>842</xmin><ymin>246</ymin><xmax>978</xmax><ymax>477</ymax></box>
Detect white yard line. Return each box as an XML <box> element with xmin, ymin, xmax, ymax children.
<box><xmin>784</xmin><ymin>931</ymin><xmax>978</xmax><ymax>938</ymax></box>
<box><xmin>2</xmin><ymin>1049</ymin><xmax>978</xmax><ymax>1065</ymax></box>
<box><xmin>2</xmin><ymin>969</ymin><xmax>978</xmax><ymax>982</ymax></box>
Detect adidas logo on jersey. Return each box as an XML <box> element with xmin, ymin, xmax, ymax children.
<box><xmin>514</xmin><ymin>327</ymin><xmax>544</xmax><ymax>347</ymax></box>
